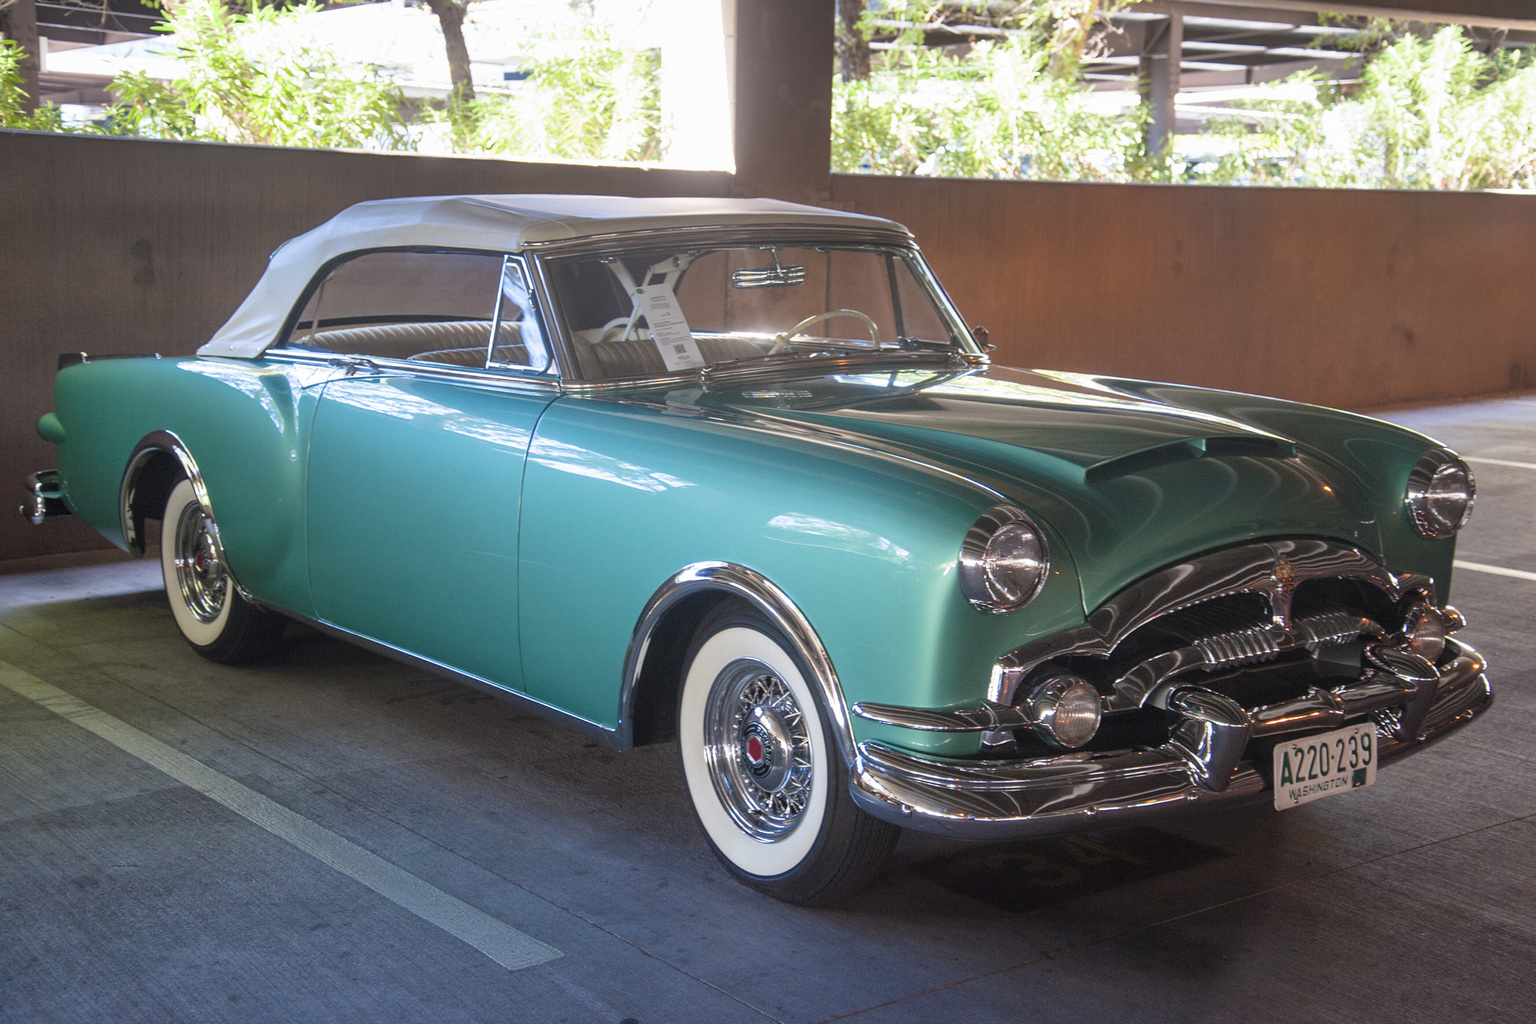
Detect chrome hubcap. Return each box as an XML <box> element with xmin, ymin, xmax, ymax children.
<box><xmin>173</xmin><ymin>500</ymin><xmax>227</xmax><ymax>624</ymax></box>
<box><xmin>703</xmin><ymin>659</ymin><xmax>814</xmax><ymax>842</ymax></box>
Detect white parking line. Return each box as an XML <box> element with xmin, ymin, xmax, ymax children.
<box><xmin>0</xmin><ymin>662</ymin><xmax>562</xmax><ymax>972</ymax></box>
<box><xmin>1454</xmin><ymin>560</ymin><xmax>1536</xmax><ymax>583</ymax></box>
<box><xmin>1465</xmin><ymin>456</ymin><xmax>1536</xmax><ymax>472</ymax></box>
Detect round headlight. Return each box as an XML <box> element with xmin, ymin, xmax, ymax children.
<box><xmin>958</xmin><ymin>506</ymin><xmax>1049</xmax><ymax>613</ymax></box>
<box><xmin>1025</xmin><ymin>673</ymin><xmax>1102</xmax><ymax>750</ymax></box>
<box><xmin>1406</xmin><ymin>449</ymin><xmax>1475</xmax><ymax>538</ymax></box>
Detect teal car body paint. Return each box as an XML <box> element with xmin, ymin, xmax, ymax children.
<box><xmin>24</xmin><ymin>195</ymin><xmax>1491</xmax><ymax>904</ymax></box>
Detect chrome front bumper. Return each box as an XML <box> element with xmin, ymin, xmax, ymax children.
<box><xmin>848</xmin><ymin>640</ymin><xmax>1492</xmax><ymax>840</ymax></box>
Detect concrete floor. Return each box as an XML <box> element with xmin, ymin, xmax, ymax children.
<box><xmin>2</xmin><ymin>396</ymin><xmax>1533</xmax><ymax>1023</ymax></box>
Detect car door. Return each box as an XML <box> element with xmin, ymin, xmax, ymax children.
<box><xmin>295</xmin><ymin>249</ymin><xmax>559</xmax><ymax>691</ymax></box>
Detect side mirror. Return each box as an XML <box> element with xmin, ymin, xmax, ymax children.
<box><xmin>972</xmin><ymin>326</ymin><xmax>995</xmax><ymax>352</ymax></box>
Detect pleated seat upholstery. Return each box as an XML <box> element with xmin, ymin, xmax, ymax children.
<box><xmin>569</xmin><ymin>335</ymin><xmax>766</xmax><ymax>379</ymax></box>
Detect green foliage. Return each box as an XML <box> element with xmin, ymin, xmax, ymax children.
<box><xmin>106</xmin><ymin>0</ymin><xmax>414</xmax><ymax>150</ymax></box>
<box><xmin>832</xmin><ymin>7</ymin><xmax>1148</xmax><ymax>181</ymax></box>
<box><xmin>463</xmin><ymin>20</ymin><xmax>661</xmax><ymax>163</ymax></box>
<box><xmin>1</xmin><ymin>37</ymin><xmax>29</xmax><ymax>125</ymax></box>
<box><xmin>1197</xmin><ymin>27</ymin><xmax>1536</xmax><ymax>190</ymax></box>
<box><xmin>1</xmin><ymin>37</ymin><xmax>66</xmax><ymax>130</ymax></box>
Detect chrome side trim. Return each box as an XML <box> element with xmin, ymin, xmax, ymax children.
<box><xmin>287</xmin><ymin>612</ymin><xmax>619</xmax><ymax>747</ymax></box>
<box><xmin>852</xmin><ymin>699</ymin><xmax>1034</xmax><ymax>733</ymax></box>
<box><xmin>21</xmin><ymin>469</ymin><xmax>68</xmax><ymax>525</ymax></box>
<box><xmin>263</xmin><ymin>349</ymin><xmax>564</xmax><ymax>394</ymax></box>
<box><xmin>620</xmin><ymin>562</ymin><xmax>858</xmax><ymax>767</ymax></box>
<box><xmin>848</xmin><ymin>639</ymin><xmax>1492</xmax><ymax>840</ymax></box>
<box><xmin>989</xmin><ymin>539</ymin><xmax>1435</xmax><ymax>709</ymax></box>
<box><xmin>120</xmin><ymin>431</ymin><xmax>209</xmax><ymax>556</ymax></box>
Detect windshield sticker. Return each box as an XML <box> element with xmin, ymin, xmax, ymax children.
<box><xmin>633</xmin><ymin>286</ymin><xmax>704</xmax><ymax>371</ymax></box>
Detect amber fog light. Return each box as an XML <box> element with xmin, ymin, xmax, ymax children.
<box><xmin>1403</xmin><ymin>602</ymin><xmax>1450</xmax><ymax>663</ymax></box>
<box><xmin>1026</xmin><ymin>674</ymin><xmax>1102</xmax><ymax>750</ymax></box>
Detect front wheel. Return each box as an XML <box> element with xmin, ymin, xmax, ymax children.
<box><xmin>677</xmin><ymin>607</ymin><xmax>899</xmax><ymax>904</ymax></box>
<box><xmin>160</xmin><ymin>478</ymin><xmax>284</xmax><ymax>663</ymax></box>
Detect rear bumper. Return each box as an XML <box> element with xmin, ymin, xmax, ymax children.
<box><xmin>848</xmin><ymin>640</ymin><xmax>1492</xmax><ymax>840</ymax></box>
<box><xmin>20</xmin><ymin>470</ymin><xmax>69</xmax><ymax>525</ymax></box>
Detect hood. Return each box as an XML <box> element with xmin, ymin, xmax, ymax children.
<box><xmin>693</xmin><ymin>365</ymin><xmax>1382</xmax><ymax>611</ymax></box>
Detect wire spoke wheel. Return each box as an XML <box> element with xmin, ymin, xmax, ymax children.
<box><xmin>703</xmin><ymin>661</ymin><xmax>815</xmax><ymax>841</ymax></box>
<box><xmin>678</xmin><ymin>606</ymin><xmax>900</xmax><ymax>904</ymax></box>
<box><xmin>171</xmin><ymin>498</ymin><xmax>228</xmax><ymax>624</ymax></box>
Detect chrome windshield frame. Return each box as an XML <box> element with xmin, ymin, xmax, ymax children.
<box><xmin>528</xmin><ymin>232</ymin><xmax>985</xmax><ymax>391</ymax></box>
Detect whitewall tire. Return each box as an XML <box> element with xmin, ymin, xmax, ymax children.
<box><xmin>160</xmin><ymin>478</ymin><xmax>283</xmax><ymax>663</ymax></box>
<box><xmin>677</xmin><ymin>606</ymin><xmax>899</xmax><ymax>904</ymax></box>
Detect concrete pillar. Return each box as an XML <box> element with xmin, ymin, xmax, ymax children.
<box><xmin>2</xmin><ymin>0</ymin><xmax>41</xmax><ymax>116</ymax></box>
<box><xmin>731</xmin><ymin>0</ymin><xmax>834</xmax><ymax>203</ymax></box>
<box><xmin>1139</xmin><ymin>12</ymin><xmax>1183</xmax><ymax>161</ymax></box>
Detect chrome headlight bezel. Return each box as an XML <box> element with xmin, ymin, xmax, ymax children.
<box><xmin>1405</xmin><ymin>449</ymin><xmax>1475</xmax><ymax>539</ymax></box>
<box><xmin>958</xmin><ymin>505</ymin><xmax>1049</xmax><ymax>614</ymax></box>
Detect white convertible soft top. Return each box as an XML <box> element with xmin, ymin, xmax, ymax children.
<box><xmin>199</xmin><ymin>194</ymin><xmax>908</xmax><ymax>358</ymax></box>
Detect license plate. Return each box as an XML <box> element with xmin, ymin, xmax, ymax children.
<box><xmin>1272</xmin><ymin>722</ymin><xmax>1378</xmax><ymax>810</ymax></box>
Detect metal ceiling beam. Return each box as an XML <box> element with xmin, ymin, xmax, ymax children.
<box><xmin>1137</xmin><ymin>1</ymin><xmax>1536</xmax><ymax>33</ymax></box>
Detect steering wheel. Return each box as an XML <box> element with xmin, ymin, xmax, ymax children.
<box><xmin>769</xmin><ymin>309</ymin><xmax>882</xmax><ymax>355</ymax></box>
<box><xmin>595</xmin><ymin>315</ymin><xmax>638</xmax><ymax>344</ymax></box>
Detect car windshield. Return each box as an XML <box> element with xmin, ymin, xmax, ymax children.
<box><xmin>542</xmin><ymin>244</ymin><xmax>974</xmax><ymax>381</ymax></box>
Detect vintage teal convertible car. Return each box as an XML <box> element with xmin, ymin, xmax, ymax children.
<box><xmin>24</xmin><ymin>195</ymin><xmax>1491</xmax><ymax>903</ymax></box>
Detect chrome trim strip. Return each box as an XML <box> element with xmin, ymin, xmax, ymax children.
<box><xmin>116</xmin><ymin>432</ymin><xmax>261</xmax><ymax>607</ymax></box>
<box><xmin>848</xmin><ymin>639</ymin><xmax>1491</xmax><ymax>839</ymax></box>
<box><xmin>851</xmin><ymin>743</ymin><xmax>1265</xmax><ymax>839</ymax></box>
<box><xmin>620</xmin><ymin>562</ymin><xmax>859</xmax><ymax>767</ymax></box>
<box><xmin>262</xmin><ymin>349</ymin><xmax>565</xmax><ymax>395</ymax></box>
<box><xmin>522</xmin><ymin>224</ymin><xmax>915</xmax><ymax>257</ymax></box>
<box><xmin>120</xmin><ymin>430</ymin><xmax>210</xmax><ymax>556</ymax></box>
<box><xmin>522</xmin><ymin>249</ymin><xmax>579</xmax><ymax>380</ymax></box>
<box><xmin>1116</xmin><ymin>611</ymin><xmax>1383</xmax><ymax>711</ymax></box>
<box><xmin>989</xmin><ymin>539</ymin><xmax>1435</xmax><ymax>709</ymax></box>
<box><xmin>286</xmin><ymin>612</ymin><xmax>619</xmax><ymax>747</ymax></box>
<box><xmin>20</xmin><ymin>469</ymin><xmax>67</xmax><ymax>525</ymax></box>
<box><xmin>852</xmin><ymin>699</ymin><xmax>1033</xmax><ymax>733</ymax></box>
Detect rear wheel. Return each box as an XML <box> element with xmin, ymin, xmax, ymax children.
<box><xmin>160</xmin><ymin>478</ymin><xmax>283</xmax><ymax>663</ymax></box>
<box><xmin>677</xmin><ymin>605</ymin><xmax>899</xmax><ymax>904</ymax></box>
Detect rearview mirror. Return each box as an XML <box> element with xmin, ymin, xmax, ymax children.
<box><xmin>732</xmin><ymin>265</ymin><xmax>806</xmax><ymax>289</ymax></box>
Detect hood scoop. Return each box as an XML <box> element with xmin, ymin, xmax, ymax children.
<box><xmin>1085</xmin><ymin>433</ymin><xmax>1298</xmax><ymax>483</ymax></box>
